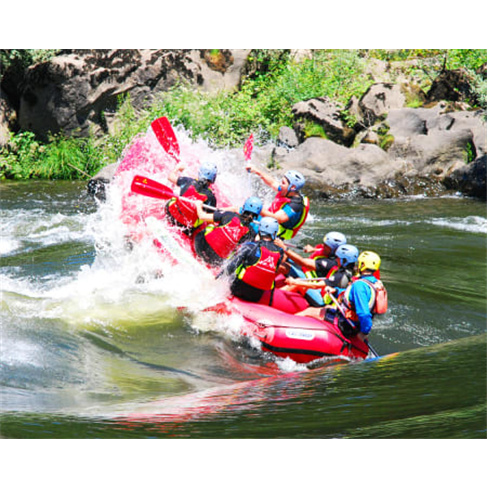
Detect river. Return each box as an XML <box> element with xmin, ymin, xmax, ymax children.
<box><xmin>1</xmin><ymin>175</ymin><xmax>486</xmax><ymax>440</ymax></box>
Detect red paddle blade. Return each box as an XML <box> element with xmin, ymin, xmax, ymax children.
<box><xmin>243</xmin><ymin>134</ymin><xmax>254</xmax><ymax>161</ymax></box>
<box><xmin>151</xmin><ymin>117</ymin><xmax>180</xmax><ymax>160</ymax></box>
<box><xmin>131</xmin><ymin>175</ymin><xmax>176</xmax><ymax>200</ymax></box>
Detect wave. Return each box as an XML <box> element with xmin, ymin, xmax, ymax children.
<box><xmin>428</xmin><ymin>216</ymin><xmax>487</xmax><ymax>234</ymax></box>
<box><xmin>0</xmin><ymin>208</ymin><xmax>94</xmax><ymax>256</ymax></box>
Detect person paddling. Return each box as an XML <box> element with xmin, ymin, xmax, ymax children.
<box><xmin>246</xmin><ymin>165</ymin><xmax>309</xmax><ymax>240</ymax></box>
<box><xmin>224</xmin><ymin>217</ymin><xmax>285</xmax><ymax>303</ymax></box>
<box><xmin>276</xmin><ymin>236</ymin><xmax>344</xmax><ymax>282</ymax></box>
<box><xmin>322</xmin><ymin>251</ymin><xmax>387</xmax><ymax>344</ymax></box>
<box><xmin>285</xmin><ymin>244</ymin><xmax>359</xmax><ymax>318</ymax></box>
<box><xmin>165</xmin><ymin>161</ymin><xmax>218</xmax><ymax>234</ymax></box>
<box><xmin>192</xmin><ymin>196</ymin><xmax>263</xmax><ymax>267</ymax></box>
<box><xmin>301</xmin><ymin>231</ymin><xmax>347</xmax><ymax>275</ymax></box>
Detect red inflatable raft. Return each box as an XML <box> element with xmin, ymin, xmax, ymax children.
<box><xmin>205</xmin><ymin>288</ymin><xmax>369</xmax><ymax>364</ymax></box>
<box><xmin>114</xmin><ymin>118</ymin><xmax>371</xmax><ymax>364</ymax></box>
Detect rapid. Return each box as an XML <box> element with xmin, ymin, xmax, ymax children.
<box><xmin>0</xmin><ymin>126</ymin><xmax>486</xmax><ymax>440</ymax></box>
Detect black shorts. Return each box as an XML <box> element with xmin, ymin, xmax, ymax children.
<box><xmin>337</xmin><ymin>316</ymin><xmax>358</xmax><ymax>338</ymax></box>
<box><xmin>230</xmin><ymin>279</ymin><xmax>265</xmax><ymax>303</ymax></box>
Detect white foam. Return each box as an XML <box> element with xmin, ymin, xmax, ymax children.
<box><xmin>428</xmin><ymin>216</ymin><xmax>487</xmax><ymax>234</ymax></box>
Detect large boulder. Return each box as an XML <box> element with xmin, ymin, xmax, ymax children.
<box><xmin>291</xmin><ymin>97</ymin><xmax>355</xmax><ymax>146</ymax></box>
<box><xmin>358</xmin><ymin>83</ymin><xmax>407</xmax><ymax>127</ymax></box>
<box><xmin>0</xmin><ymin>89</ymin><xmax>15</xmax><ymax>146</ymax></box>
<box><xmin>271</xmin><ymin>137</ymin><xmax>397</xmax><ymax>190</ymax></box>
<box><xmin>16</xmin><ymin>49</ymin><xmax>251</xmax><ymax>140</ymax></box>
<box><xmin>388</xmin><ymin>128</ymin><xmax>474</xmax><ymax>177</ymax></box>
<box><xmin>385</xmin><ymin>104</ymin><xmax>486</xmax><ymax>179</ymax></box>
<box><xmin>443</xmin><ymin>154</ymin><xmax>487</xmax><ymax>200</ymax></box>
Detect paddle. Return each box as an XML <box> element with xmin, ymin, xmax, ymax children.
<box><xmin>325</xmin><ymin>291</ymin><xmax>379</xmax><ymax>358</ymax></box>
<box><xmin>131</xmin><ymin>175</ymin><xmax>217</xmax><ymax>211</ymax></box>
<box><xmin>244</xmin><ymin>134</ymin><xmax>254</xmax><ymax>160</ymax></box>
<box><xmin>151</xmin><ymin>117</ymin><xmax>180</xmax><ymax>161</ymax></box>
<box><xmin>286</xmin><ymin>243</ymin><xmax>305</xmax><ymax>251</ymax></box>
<box><xmin>244</xmin><ymin>133</ymin><xmax>254</xmax><ymax>175</ymax></box>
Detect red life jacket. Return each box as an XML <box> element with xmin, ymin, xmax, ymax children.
<box><xmin>310</xmin><ymin>243</ymin><xmax>333</xmax><ymax>260</ymax></box>
<box><xmin>303</xmin><ymin>251</ymin><xmax>340</xmax><ymax>279</ymax></box>
<box><xmin>204</xmin><ymin>216</ymin><xmax>252</xmax><ymax>259</ymax></box>
<box><xmin>317</xmin><ymin>265</ymin><xmax>340</xmax><ymax>298</ymax></box>
<box><xmin>237</xmin><ymin>244</ymin><xmax>282</xmax><ymax>291</ymax></box>
<box><xmin>268</xmin><ymin>193</ymin><xmax>310</xmax><ymax>240</ymax></box>
<box><xmin>167</xmin><ymin>185</ymin><xmax>209</xmax><ymax>228</ymax></box>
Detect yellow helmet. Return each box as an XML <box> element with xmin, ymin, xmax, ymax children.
<box><xmin>358</xmin><ymin>251</ymin><xmax>381</xmax><ymax>272</ymax></box>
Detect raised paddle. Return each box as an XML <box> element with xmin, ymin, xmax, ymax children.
<box><xmin>244</xmin><ymin>134</ymin><xmax>254</xmax><ymax>162</ymax></box>
<box><xmin>151</xmin><ymin>117</ymin><xmax>180</xmax><ymax>161</ymax></box>
<box><xmin>131</xmin><ymin>175</ymin><xmax>217</xmax><ymax>211</ymax></box>
<box><xmin>325</xmin><ymin>291</ymin><xmax>379</xmax><ymax>358</ymax></box>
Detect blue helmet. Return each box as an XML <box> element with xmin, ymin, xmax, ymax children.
<box><xmin>241</xmin><ymin>196</ymin><xmax>263</xmax><ymax>216</ymax></box>
<box><xmin>324</xmin><ymin>231</ymin><xmax>347</xmax><ymax>251</ymax></box>
<box><xmin>259</xmin><ymin>217</ymin><xmax>279</xmax><ymax>240</ymax></box>
<box><xmin>284</xmin><ymin>170</ymin><xmax>305</xmax><ymax>191</ymax></box>
<box><xmin>336</xmin><ymin>244</ymin><xmax>359</xmax><ymax>267</ymax></box>
<box><xmin>198</xmin><ymin>161</ymin><xmax>217</xmax><ymax>183</ymax></box>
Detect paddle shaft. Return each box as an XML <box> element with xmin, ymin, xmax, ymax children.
<box><xmin>180</xmin><ymin>196</ymin><xmax>216</xmax><ymax>212</ymax></box>
<box><xmin>132</xmin><ymin>175</ymin><xmax>219</xmax><ymax>212</ymax></box>
<box><xmin>286</xmin><ymin>243</ymin><xmax>305</xmax><ymax>251</ymax></box>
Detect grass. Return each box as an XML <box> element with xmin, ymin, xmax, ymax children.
<box><xmin>1</xmin><ymin>49</ymin><xmax>486</xmax><ymax>180</ymax></box>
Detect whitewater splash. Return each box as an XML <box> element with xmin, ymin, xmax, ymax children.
<box><xmin>0</xmin><ymin>125</ymin><xmax>276</xmax><ymax>344</ymax></box>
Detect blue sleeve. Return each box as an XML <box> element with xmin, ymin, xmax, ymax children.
<box><xmin>350</xmin><ymin>281</ymin><xmax>374</xmax><ymax>334</ymax></box>
<box><xmin>281</xmin><ymin>203</ymin><xmax>299</xmax><ymax>227</ymax></box>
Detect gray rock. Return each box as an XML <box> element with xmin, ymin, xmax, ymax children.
<box><xmin>277</xmin><ymin>126</ymin><xmax>299</xmax><ymax>148</ymax></box>
<box><xmin>388</xmin><ymin>128</ymin><xmax>475</xmax><ymax>177</ymax></box>
<box><xmin>271</xmin><ymin>137</ymin><xmax>396</xmax><ymax>189</ymax></box>
<box><xmin>16</xmin><ymin>49</ymin><xmax>251</xmax><ymax>140</ymax></box>
<box><xmin>292</xmin><ymin>97</ymin><xmax>355</xmax><ymax>146</ymax></box>
<box><xmin>359</xmin><ymin>83</ymin><xmax>406</xmax><ymax>127</ymax></box>
<box><xmin>443</xmin><ymin>154</ymin><xmax>486</xmax><ymax>200</ymax></box>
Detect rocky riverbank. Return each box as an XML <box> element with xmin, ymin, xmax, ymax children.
<box><xmin>1</xmin><ymin>49</ymin><xmax>486</xmax><ymax>200</ymax></box>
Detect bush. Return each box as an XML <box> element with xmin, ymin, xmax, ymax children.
<box><xmin>1</xmin><ymin>49</ymin><xmax>486</xmax><ymax>180</ymax></box>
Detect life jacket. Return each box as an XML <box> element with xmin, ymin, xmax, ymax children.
<box><xmin>310</xmin><ymin>243</ymin><xmax>333</xmax><ymax>261</ymax></box>
<box><xmin>318</xmin><ymin>265</ymin><xmax>339</xmax><ymax>304</ymax></box>
<box><xmin>166</xmin><ymin>183</ymin><xmax>211</xmax><ymax>228</ymax></box>
<box><xmin>304</xmin><ymin>253</ymin><xmax>340</xmax><ymax>280</ymax></box>
<box><xmin>204</xmin><ymin>215</ymin><xmax>252</xmax><ymax>259</ymax></box>
<box><xmin>342</xmin><ymin>277</ymin><xmax>388</xmax><ymax>322</ymax></box>
<box><xmin>236</xmin><ymin>243</ymin><xmax>283</xmax><ymax>291</ymax></box>
<box><xmin>268</xmin><ymin>193</ymin><xmax>310</xmax><ymax>240</ymax></box>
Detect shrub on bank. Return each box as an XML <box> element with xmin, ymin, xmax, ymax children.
<box><xmin>1</xmin><ymin>49</ymin><xmax>486</xmax><ymax>180</ymax></box>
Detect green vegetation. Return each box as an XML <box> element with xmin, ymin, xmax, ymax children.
<box><xmin>0</xmin><ymin>49</ymin><xmax>60</xmax><ymax>71</ymax></box>
<box><xmin>0</xmin><ymin>97</ymin><xmax>141</xmax><ymax>179</ymax></box>
<box><xmin>1</xmin><ymin>49</ymin><xmax>486</xmax><ymax>180</ymax></box>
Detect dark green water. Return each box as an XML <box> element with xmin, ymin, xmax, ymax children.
<box><xmin>0</xmin><ymin>181</ymin><xmax>486</xmax><ymax>440</ymax></box>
